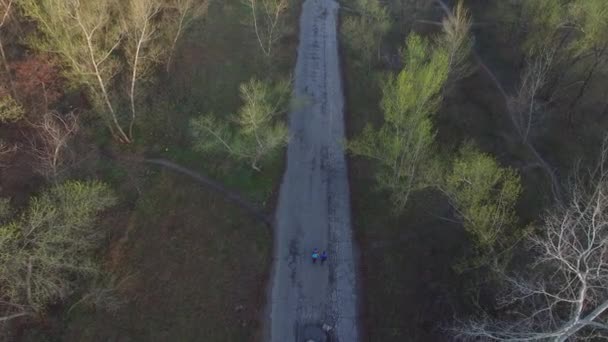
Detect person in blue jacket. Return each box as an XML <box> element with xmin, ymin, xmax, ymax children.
<box><xmin>320</xmin><ymin>251</ymin><xmax>327</xmax><ymax>264</ymax></box>
<box><xmin>312</xmin><ymin>248</ymin><xmax>319</xmax><ymax>264</ymax></box>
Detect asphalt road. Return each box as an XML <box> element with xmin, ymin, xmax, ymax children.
<box><xmin>266</xmin><ymin>0</ymin><xmax>360</xmax><ymax>341</ymax></box>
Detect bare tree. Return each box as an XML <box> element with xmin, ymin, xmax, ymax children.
<box><xmin>456</xmin><ymin>143</ymin><xmax>608</xmax><ymax>341</ymax></box>
<box><xmin>123</xmin><ymin>0</ymin><xmax>163</xmax><ymax>140</ymax></box>
<box><xmin>26</xmin><ymin>111</ymin><xmax>79</xmax><ymax>179</ymax></box>
<box><xmin>165</xmin><ymin>0</ymin><xmax>209</xmax><ymax>73</ymax></box>
<box><xmin>509</xmin><ymin>49</ymin><xmax>554</xmax><ymax>143</ymax></box>
<box><xmin>244</xmin><ymin>0</ymin><xmax>289</xmax><ymax>58</ymax></box>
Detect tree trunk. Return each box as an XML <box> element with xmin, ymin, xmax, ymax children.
<box><xmin>167</xmin><ymin>11</ymin><xmax>186</xmax><ymax>73</ymax></box>
<box><xmin>129</xmin><ymin>21</ymin><xmax>149</xmax><ymax>141</ymax></box>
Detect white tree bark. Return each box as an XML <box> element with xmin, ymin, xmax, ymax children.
<box><xmin>456</xmin><ymin>141</ymin><xmax>608</xmax><ymax>341</ymax></box>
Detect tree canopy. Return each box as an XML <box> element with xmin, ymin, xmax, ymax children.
<box><xmin>0</xmin><ymin>181</ymin><xmax>116</xmax><ymax>319</ymax></box>
<box><xmin>191</xmin><ymin>78</ymin><xmax>290</xmax><ymax>171</ymax></box>
<box><xmin>348</xmin><ymin>34</ymin><xmax>449</xmax><ymax>211</ymax></box>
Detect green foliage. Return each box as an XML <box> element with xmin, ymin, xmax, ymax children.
<box><xmin>510</xmin><ymin>0</ymin><xmax>607</xmax><ymax>58</ymax></box>
<box><xmin>349</xmin><ymin>34</ymin><xmax>449</xmax><ymax>212</ymax></box>
<box><xmin>20</xmin><ymin>0</ymin><xmax>121</xmax><ymax>92</ymax></box>
<box><xmin>570</xmin><ymin>0</ymin><xmax>608</xmax><ymax>55</ymax></box>
<box><xmin>19</xmin><ymin>0</ymin><xmax>203</xmax><ymax>143</ymax></box>
<box><xmin>341</xmin><ymin>0</ymin><xmax>391</xmax><ymax>68</ymax></box>
<box><xmin>444</xmin><ymin>144</ymin><xmax>522</xmax><ymax>269</ymax></box>
<box><xmin>19</xmin><ymin>0</ymin><xmax>128</xmax><ymax>140</ymax></box>
<box><xmin>519</xmin><ymin>0</ymin><xmax>566</xmax><ymax>54</ymax></box>
<box><xmin>0</xmin><ymin>95</ymin><xmax>25</xmax><ymax>123</ymax></box>
<box><xmin>0</xmin><ymin>181</ymin><xmax>116</xmax><ymax>313</ymax></box>
<box><xmin>191</xmin><ymin>78</ymin><xmax>290</xmax><ymax>171</ymax></box>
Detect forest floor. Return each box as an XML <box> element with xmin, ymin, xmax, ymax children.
<box><xmin>266</xmin><ymin>1</ymin><xmax>359</xmax><ymax>341</ymax></box>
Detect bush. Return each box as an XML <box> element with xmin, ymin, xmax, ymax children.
<box><xmin>0</xmin><ymin>95</ymin><xmax>24</xmax><ymax>123</ymax></box>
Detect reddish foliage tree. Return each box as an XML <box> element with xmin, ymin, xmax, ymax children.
<box><xmin>11</xmin><ymin>55</ymin><xmax>63</xmax><ymax>111</ymax></box>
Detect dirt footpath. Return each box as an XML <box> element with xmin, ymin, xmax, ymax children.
<box><xmin>265</xmin><ymin>0</ymin><xmax>360</xmax><ymax>341</ymax></box>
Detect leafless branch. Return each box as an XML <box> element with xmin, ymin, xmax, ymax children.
<box><xmin>455</xmin><ymin>143</ymin><xmax>608</xmax><ymax>341</ymax></box>
<box><xmin>26</xmin><ymin>111</ymin><xmax>79</xmax><ymax>179</ymax></box>
<box><xmin>508</xmin><ymin>49</ymin><xmax>555</xmax><ymax>143</ymax></box>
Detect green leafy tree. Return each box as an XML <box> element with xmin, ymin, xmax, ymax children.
<box><xmin>0</xmin><ymin>95</ymin><xmax>23</xmax><ymax>123</ymax></box>
<box><xmin>348</xmin><ymin>34</ymin><xmax>449</xmax><ymax>212</ymax></box>
<box><xmin>341</xmin><ymin>0</ymin><xmax>391</xmax><ymax>69</ymax></box>
<box><xmin>443</xmin><ymin>144</ymin><xmax>522</xmax><ymax>270</ymax></box>
<box><xmin>0</xmin><ymin>181</ymin><xmax>116</xmax><ymax>321</ymax></box>
<box><xmin>191</xmin><ymin>79</ymin><xmax>290</xmax><ymax>171</ymax></box>
<box><xmin>569</xmin><ymin>0</ymin><xmax>608</xmax><ymax>55</ymax></box>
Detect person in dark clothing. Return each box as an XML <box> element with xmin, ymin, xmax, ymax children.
<box><xmin>320</xmin><ymin>251</ymin><xmax>327</xmax><ymax>264</ymax></box>
<box><xmin>312</xmin><ymin>248</ymin><xmax>319</xmax><ymax>264</ymax></box>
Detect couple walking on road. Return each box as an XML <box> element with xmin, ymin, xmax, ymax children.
<box><xmin>311</xmin><ymin>248</ymin><xmax>327</xmax><ymax>264</ymax></box>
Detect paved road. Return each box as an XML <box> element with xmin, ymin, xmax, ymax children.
<box><xmin>266</xmin><ymin>0</ymin><xmax>359</xmax><ymax>341</ymax></box>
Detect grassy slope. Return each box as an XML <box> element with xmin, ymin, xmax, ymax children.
<box><xmin>15</xmin><ymin>1</ymin><xmax>299</xmax><ymax>341</ymax></box>
<box><xmin>61</xmin><ymin>173</ymin><xmax>272</xmax><ymax>341</ymax></box>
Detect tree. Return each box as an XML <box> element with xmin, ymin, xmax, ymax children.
<box><xmin>509</xmin><ymin>49</ymin><xmax>554</xmax><ymax>143</ymax></box>
<box><xmin>341</xmin><ymin>0</ymin><xmax>391</xmax><ymax>69</ymax></box>
<box><xmin>165</xmin><ymin>0</ymin><xmax>209</xmax><ymax>72</ymax></box>
<box><xmin>565</xmin><ymin>0</ymin><xmax>608</xmax><ymax>121</ymax></box>
<box><xmin>442</xmin><ymin>144</ymin><xmax>522</xmax><ymax>270</ymax></box>
<box><xmin>456</xmin><ymin>159</ymin><xmax>608</xmax><ymax>341</ymax></box>
<box><xmin>20</xmin><ymin>0</ymin><xmax>129</xmax><ymax>142</ymax></box>
<box><xmin>569</xmin><ymin>0</ymin><xmax>608</xmax><ymax>58</ymax></box>
<box><xmin>500</xmin><ymin>0</ymin><xmax>608</xmax><ymax>125</ymax></box>
<box><xmin>436</xmin><ymin>0</ymin><xmax>474</xmax><ymax>84</ymax></box>
<box><xmin>11</xmin><ymin>54</ymin><xmax>63</xmax><ymax>112</ymax></box>
<box><xmin>0</xmin><ymin>94</ymin><xmax>23</xmax><ymax>123</ymax></box>
<box><xmin>0</xmin><ymin>181</ymin><xmax>116</xmax><ymax>322</ymax></box>
<box><xmin>26</xmin><ymin>111</ymin><xmax>79</xmax><ymax>179</ymax></box>
<box><xmin>348</xmin><ymin>34</ymin><xmax>449</xmax><ymax>212</ymax></box>
<box><xmin>191</xmin><ymin>78</ymin><xmax>290</xmax><ymax>171</ymax></box>
<box><xmin>0</xmin><ymin>0</ymin><xmax>15</xmax><ymax>98</ymax></box>
<box><xmin>244</xmin><ymin>0</ymin><xmax>289</xmax><ymax>58</ymax></box>
<box><xmin>123</xmin><ymin>0</ymin><xmax>163</xmax><ymax>139</ymax></box>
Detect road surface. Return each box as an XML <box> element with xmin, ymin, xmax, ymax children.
<box><xmin>266</xmin><ymin>0</ymin><xmax>360</xmax><ymax>341</ymax></box>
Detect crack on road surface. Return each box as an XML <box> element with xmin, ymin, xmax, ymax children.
<box><xmin>266</xmin><ymin>1</ymin><xmax>359</xmax><ymax>341</ymax></box>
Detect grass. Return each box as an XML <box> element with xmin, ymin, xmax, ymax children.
<box><xmin>60</xmin><ymin>172</ymin><xmax>272</xmax><ymax>342</ymax></box>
